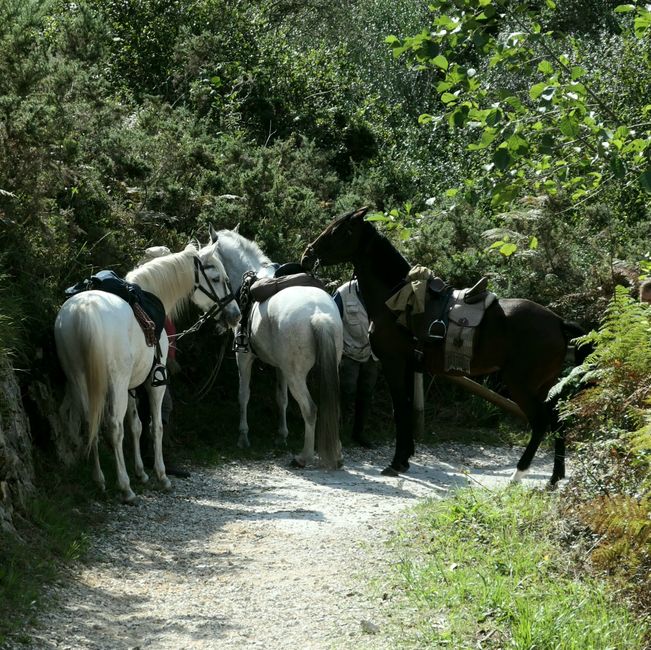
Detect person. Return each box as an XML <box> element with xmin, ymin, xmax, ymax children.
<box><xmin>639</xmin><ymin>278</ymin><xmax>651</xmax><ymax>305</ymax></box>
<box><xmin>136</xmin><ymin>246</ymin><xmax>189</xmax><ymax>478</ymax></box>
<box><xmin>333</xmin><ymin>279</ymin><xmax>379</xmax><ymax>448</ymax></box>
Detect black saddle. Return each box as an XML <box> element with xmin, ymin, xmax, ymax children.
<box><xmin>65</xmin><ymin>270</ymin><xmax>166</xmax><ymax>342</ymax></box>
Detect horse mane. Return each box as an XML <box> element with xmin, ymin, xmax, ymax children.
<box><xmin>216</xmin><ymin>229</ymin><xmax>272</xmax><ymax>268</ymax></box>
<box><xmin>126</xmin><ymin>247</ymin><xmax>197</xmax><ymax>317</ymax></box>
<box><xmin>364</xmin><ymin>222</ymin><xmax>411</xmax><ymax>281</ymax></box>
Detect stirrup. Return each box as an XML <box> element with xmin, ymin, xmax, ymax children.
<box><xmin>151</xmin><ymin>364</ymin><xmax>168</xmax><ymax>387</ymax></box>
<box><xmin>233</xmin><ymin>335</ymin><xmax>250</xmax><ymax>353</ymax></box>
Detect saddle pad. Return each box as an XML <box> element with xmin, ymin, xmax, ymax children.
<box><xmin>445</xmin><ymin>290</ymin><xmax>496</xmax><ymax>372</ymax></box>
<box><xmin>65</xmin><ymin>270</ymin><xmax>166</xmax><ymax>341</ymax></box>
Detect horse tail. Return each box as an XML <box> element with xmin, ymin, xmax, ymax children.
<box><xmin>562</xmin><ymin>320</ymin><xmax>593</xmax><ymax>365</ymax></box>
<box><xmin>71</xmin><ymin>310</ymin><xmax>110</xmax><ymax>456</ymax></box>
<box><xmin>312</xmin><ymin>314</ymin><xmax>341</xmax><ymax>470</ymax></box>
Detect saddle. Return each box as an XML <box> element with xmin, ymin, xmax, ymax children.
<box><xmin>385</xmin><ymin>266</ymin><xmax>495</xmax><ymax>372</ymax></box>
<box><xmin>234</xmin><ymin>265</ymin><xmax>327</xmax><ymax>352</ymax></box>
<box><xmin>64</xmin><ymin>270</ymin><xmax>168</xmax><ymax>385</ymax></box>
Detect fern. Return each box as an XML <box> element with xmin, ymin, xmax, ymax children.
<box><xmin>559</xmin><ymin>286</ymin><xmax>651</xmax><ymax>614</ymax></box>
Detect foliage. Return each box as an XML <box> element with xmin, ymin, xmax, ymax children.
<box><xmin>558</xmin><ymin>286</ymin><xmax>651</xmax><ymax>614</ymax></box>
<box><xmin>381</xmin><ymin>486</ymin><xmax>646</xmax><ymax>649</ymax></box>
<box><xmin>390</xmin><ymin>0</ymin><xmax>651</xmax><ymax>211</ymax></box>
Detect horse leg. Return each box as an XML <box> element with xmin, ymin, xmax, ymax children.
<box><xmin>549</xmin><ymin>404</ymin><xmax>566</xmax><ymax>485</ymax></box>
<box><xmin>286</xmin><ymin>376</ymin><xmax>317</xmax><ymax>468</ymax></box>
<box><xmin>507</xmin><ymin>384</ymin><xmax>554</xmax><ymax>484</ymax></box>
<box><xmin>91</xmin><ymin>436</ymin><xmax>105</xmax><ymax>492</ymax></box>
<box><xmin>236</xmin><ymin>351</ymin><xmax>254</xmax><ymax>448</ymax></box>
<box><xmin>146</xmin><ymin>383</ymin><xmax>171</xmax><ymax>491</ymax></box>
<box><xmin>107</xmin><ymin>389</ymin><xmax>137</xmax><ymax>504</ymax></box>
<box><xmin>275</xmin><ymin>368</ymin><xmax>289</xmax><ymax>446</ymax></box>
<box><xmin>126</xmin><ymin>393</ymin><xmax>149</xmax><ymax>484</ymax></box>
<box><xmin>382</xmin><ymin>358</ymin><xmax>415</xmax><ymax>475</ymax></box>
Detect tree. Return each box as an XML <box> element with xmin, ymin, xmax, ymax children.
<box><xmin>388</xmin><ymin>1</ymin><xmax>651</xmax><ymax>209</ymax></box>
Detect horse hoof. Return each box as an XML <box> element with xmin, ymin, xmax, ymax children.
<box><xmin>289</xmin><ymin>458</ymin><xmax>306</xmax><ymax>469</ymax></box>
<box><xmin>138</xmin><ymin>472</ymin><xmax>150</xmax><ymax>484</ymax></box>
<box><xmin>237</xmin><ymin>437</ymin><xmax>251</xmax><ymax>449</ymax></box>
<box><xmin>381</xmin><ymin>466</ymin><xmax>401</xmax><ymax>477</ymax></box>
<box><xmin>274</xmin><ymin>436</ymin><xmax>288</xmax><ymax>448</ymax></box>
<box><xmin>336</xmin><ymin>459</ymin><xmax>344</xmax><ymax>469</ymax></box>
<box><xmin>122</xmin><ymin>491</ymin><xmax>138</xmax><ymax>505</ymax></box>
<box><xmin>161</xmin><ymin>477</ymin><xmax>173</xmax><ymax>492</ymax></box>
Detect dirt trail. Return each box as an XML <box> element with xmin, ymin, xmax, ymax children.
<box><xmin>4</xmin><ymin>443</ymin><xmax>554</xmax><ymax>650</ymax></box>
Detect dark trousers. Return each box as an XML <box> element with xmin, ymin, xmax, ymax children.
<box><xmin>339</xmin><ymin>355</ymin><xmax>379</xmax><ymax>439</ymax></box>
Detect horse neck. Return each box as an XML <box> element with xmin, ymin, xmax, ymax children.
<box><xmin>352</xmin><ymin>230</ymin><xmax>410</xmax><ymax>319</ymax></box>
<box><xmin>126</xmin><ymin>252</ymin><xmax>195</xmax><ymax>315</ymax></box>
<box><xmin>218</xmin><ymin>235</ymin><xmax>269</xmax><ymax>293</ymax></box>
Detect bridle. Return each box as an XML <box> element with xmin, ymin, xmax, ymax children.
<box><xmin>174</xmin><ymin>256</ymin><xmax>237</xmax><ymax>341</ymax></box>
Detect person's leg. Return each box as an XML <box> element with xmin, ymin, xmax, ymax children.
<box><xmin>136</xmin><ymin>385</ymin><xmax>153</xmax><ymax>465</ymax></box>
<box><xmin>339</xmin><ymin>355</ymin><xmax>361</xmax><ymax>443</ymax></box>
<box><xmin>352</xmin><ymin>358</ymin><xmax>379</xmax><ymax>447</ymax></box>
<box><xmin>160</xmin><ymin>386</ymin><xmax>190</xmax><ymax>478</ymax></box>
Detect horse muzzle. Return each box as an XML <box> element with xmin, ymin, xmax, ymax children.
<box><xmin>300</xmin><ymin>248</ymin><xmax>317</xmax><ymax>271</ymax></box>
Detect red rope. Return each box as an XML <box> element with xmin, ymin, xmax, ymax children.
<box><xmin>132</xmin><ymin>303</ymin><xmax>157</xmax><ymax>347</ymax></box>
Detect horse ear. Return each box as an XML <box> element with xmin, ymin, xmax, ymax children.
<box><xmin>186</xmin><ymin>239</ymin><xmax>200</xmax><ymax>252</ymax></box>
<box><xmin>233</xmin><ymin>222</ymin><xmax>240</xmax><ymax>233</ymax></box>
<box><xmin>209</xmin><ymin>224</ymin><xmax>219</xmax><ymax>244</ymax></box>
<box><xmin>353</xmin><ymin>206</ymin><xmax>369</xmax><ymax>220</ymax></box>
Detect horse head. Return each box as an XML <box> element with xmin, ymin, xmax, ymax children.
<box><xmin>301</xmin><ymin>206</ymin><xmax>369</xmax><ymax>271</ymax></box>
<box><xmin>191</xmin><ymin>239</ymin><xmax>241</xmax><ymax>329</ymax></box>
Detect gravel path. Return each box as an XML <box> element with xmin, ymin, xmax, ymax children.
<box><xmin>5</xmin><ymin>443</ymin><xmax>554</xmax><ymax>650</ymax></box>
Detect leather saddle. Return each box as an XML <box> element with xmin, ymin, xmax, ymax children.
<box><xmin>408</xmin><ymin>276</ymin><xmax>490</xmax><ymax>344</ymax></box>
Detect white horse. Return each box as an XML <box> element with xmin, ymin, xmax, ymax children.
<box><xmin>210</xmin><ymin>226</ymin><xmax>343</xmax><ymax>469</ymax></box>
<box><xmin>54</xmin><ymin>239</ymin><xmax>241</xmax><ymax>503</ymax></box>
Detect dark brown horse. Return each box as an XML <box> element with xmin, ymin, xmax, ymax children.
<box><xmin>301</xmin><ymin>207</ymin><xmax>585</xmax><ymax>485</ymax></box>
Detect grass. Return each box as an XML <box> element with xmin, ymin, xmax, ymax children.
<box><xmin>0</xmin><ymin>456</ymin><xmax>104</xmax><ymax>645</ymax></box>
<box><xmin>379</xmin><ymin>486</ymin><xmax>648</xmax><ymax>649</ymax></box>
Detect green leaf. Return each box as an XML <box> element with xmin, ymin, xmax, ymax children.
<box><xmin>546</xmin><ymin>0</ymin><xmax>557</xmax><ymax>8</ymax></box>
<box><xmin>418</xmin><ymin>113</ymin><xmax>434</xmax><ymax>124</ymax></box>
<box><xmin>614</xmin><ymin>4</ymin><xmax>635</xmax><ymax>12</ymax></box>
<box><xmin>529</xmin><ymin>236</ymin><xmax>539</xmax><ymax>250</ymax></box>
<box><xmin>570</xmin><ymin>66</ymin><xmax>587</xmax><ymax>80</ymax></box>
<box><xmin>441</xmin><ymin>92</ymin><xmax>458</xmax><ymax>104</ymax></box>
<box><xmin>559</xmin><ymin>116</ymin><xmax>580</xmax><ymax>138</ymax></box>
<box><xmin>499</xmin><ymin>242</ymin><xmax>517</xmax><ymax>257</ymax></box>
<box><xmin>493</xmin><ymin>147</ymin><xmax>512</xmax><ymax>171</ymax></box>
<box><xmin>537</xmin><ymin>60</ymin><xmax>554</xmax><ymax>75</ymax></box>
<box><xmin>530</xmin><ymin>82</ymin><xmax>547</xmax><ymax>100</ymax></box>
<box><xmin>432</xmin><ymin>55</ymin><xmax>449</xmax><ymax>71</ymax></box>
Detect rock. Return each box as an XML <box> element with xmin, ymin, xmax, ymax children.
<box><xmin>0</xmin><ymin>352</ymin><xmax>35</xmax><ymax>533</ymax></box>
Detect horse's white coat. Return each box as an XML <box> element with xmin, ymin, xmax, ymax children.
<box><xmin>212</xmin><ymin>228</ymin><xmax>343</xmax><ymax>468</ymax></box>
<box><xmin>54</xmin><ymin>242</ymin><xmax>240</xmax><ymax>502</ymax></box>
